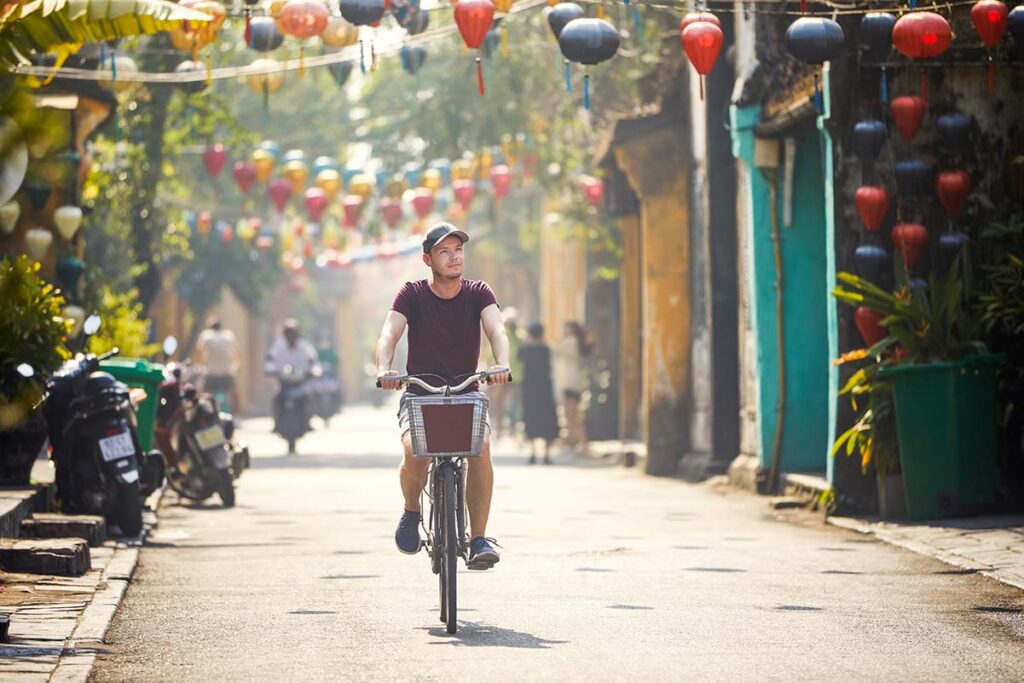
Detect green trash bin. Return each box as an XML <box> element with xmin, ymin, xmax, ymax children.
<box><xmin>878</xmin><ymin>354</ymin><xmax>1002</xmax><ymax>520</ymax></box>
<box><xmin>100</xmin><ymin>358</ymin><xmax>166</xmax><ymax>453</ymax></box>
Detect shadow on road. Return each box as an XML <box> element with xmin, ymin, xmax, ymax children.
<box><xmin>421</xmin><ymin>622</ymin><xmax>568</xmax><ymax>648</ymax></box>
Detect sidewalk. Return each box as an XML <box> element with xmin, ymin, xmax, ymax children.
<box><xmin>828</xmin><ymin>514</ymin><xmax>1024</xmax><ymax>592</ymax></box>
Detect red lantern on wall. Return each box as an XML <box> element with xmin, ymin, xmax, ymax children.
<box><xmin>892</xmin><ymin>222</ymin><xmax>929</xmax><ymax>268</ymax></box>
<box><xmin>380</xmin><ymin>198</ymin><xmax>403</xmax><ymax>228</ymax></box>
<box><xmin>202</xmin><ymin>144</ymin><xmax>228</xmax><ymax>178</ymax></box>
<box><xmin>233</xmin><ymin>161</ymin><xmax>257</xmax><ymax>195</ymax></box>
<box><xmin>412</xmin><ymin>188</ymin><xmax>435</xmax><ymax>220</ymax></box>
<box><xmin>304</xmin><ymin>187</ymin><xmax>328</xmax><ymax>222</ymax></box>
<box><xmin>936</xmin><ymin>170</ymin><xmax>971</xmax><ymax>217</ymax></box>
<box><xmin>454</xmin><ymin>0</ymin><xmax>495</xmax><ymax>95</ymax></box>
<box><xmin>855</xmin><ymin>307</ymin><xmax>886</xmax><ymax>347</ymax></box>
<box><xmin>197</xmin><ymin>210</ymin><xmax>212</xmax><ymax>234</ymax></box>
<box><xmin>453</xmin><ymin>179</ymin><xmax>476</xmax><ymax>210</ymax></box>
<box><xmin>489</xmin><ymin>164</ymin><xmax>512</xmax><ymax>199</ymax></box>
<box><xmin>342</xmin><ymin>194</ymin><xmax>364</xmax><ymax>227</ymax></box>
<box><xmin>854</xmin><ymin>186</ymin><xmax>890</xmax><ymax>232</ymax></box>
<box><xmin>580</xmin><ymin>175</ymin><xmax>604</xmax><ymax>207</ymax></box>
<box><xmin>971</xmin><ymin>0</ymin><xmax>1009</xmax><ymax>92</ymax></box>
<box><xmin>892</xmin><ymin>12</ymin><xmax>952</xmax><ymax>102</ymax></box>
<box><xmin>268</xmin><ymin>178</ymin><xmax>292</xmax><ymax>212</ymax></box>
<box><xmin>890</xmin><ymin>95</ymin><xmax>926</xmax><ymax>141</ymax></box>
<box><xmin>680</xmin><ymin>17</ymin><xmax>723</xmax><ymax>100</ymax></box>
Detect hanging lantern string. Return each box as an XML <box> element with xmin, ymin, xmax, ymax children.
<box><xmin>564</xmin><ymin>58</ymin><xmax>572</xmax><ymax>93</ymax></box>
<box><xmin>476</xmin><ymin>55</ymin><xmax>485</xmax><ymax>95</ymax></box>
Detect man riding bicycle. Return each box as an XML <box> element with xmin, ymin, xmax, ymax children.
<box><xmin>376</xmin><ymin>222</ymin><xmax>511</xmax><ymax>570</ymax></box>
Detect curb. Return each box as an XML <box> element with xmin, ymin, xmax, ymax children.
<box><xmin>827</xmin><ymin>515</ymin><xmax>1024</xmax><ymax>593</ymax></box>
<box><xmin>48</xmin><ymin>489</ymin><xmax>162</xmax><ymax>683</ymax></box>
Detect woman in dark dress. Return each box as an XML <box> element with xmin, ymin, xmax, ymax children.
<box><xmin>517</xmin><ymin>323</ymin><xmax>560</xmax><ymax>464</ymax></box>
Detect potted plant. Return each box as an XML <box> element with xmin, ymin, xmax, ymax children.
<box><xmin>833</xmin><ymin>256</ymin><xmax>998</xmax><ymax>520</ymax></box>
<box><xmin>0</xmin><ymin>256</ymin><xmax>71</xmax><ymax>485</ymax></box>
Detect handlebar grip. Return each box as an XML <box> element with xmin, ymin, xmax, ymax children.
<box><xmin>98</xmin><ymin>348</ymin><xmax>120</xmax><ymax>361</ymax></box>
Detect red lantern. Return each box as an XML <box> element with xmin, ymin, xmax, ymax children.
<box><xmin>890</xmin><ymin>96</ymin><xmax>926</xmax><ymax>141</ymax></box>
<box><xmin>304</xmin><ymin>187</ymin><xmax>328</xmax><ymax>222</ymax></box>
<box><xmin>412</xmin><ymin>188</ymin><xmax>435</xmax><ymax>219</ymax></box>
<box><xmin>681</xmin><ymin>19</ymin><xmax>723</xmax><ymax>101</ymax></box>
<box><xmin>453</xmin><ymin>179</ymin><xmax>476</xmax><ymax>210</ymax></box>
<box><xmin>380</xmin><ymin>197</ymin><xmax>403</xmax><ymax>228</ymax></box>
<box><xmin>342</xmin><ymin>194</ymin><xmax>364</xmax><ymax>226</ymax></box>
<box><xmin>855</xmin><ymin>307</ymin><xmax>886</xmax><ymax>346</ymax></box>
<box><xmin>936</xmin><ymin>170</ymin><xmax>971</xmax><ymax>217</ymax></box>
<box><xmin>220</xmin><ymin>224</ymin><xmax>233</xmax><ymax>244</ymax></box>
<box><xmin>679</xmin><ymin>11</ymin><xmax>720</xmax><ymax>31</ymax></box>
<box><xmin>854</xmin><ymin>186</ymin><xmax>890</xmax><ymax>232</ymax></box>
<box><xmin>202</xmin><ymin>144</ymin><xmax>228</xmax><ymax>178</ymax></box>
<box><xmin>197</xmin><ymin>210</ymin><xmax>212</xmax><ymax>234</ymax></box>
<box><xmin>255</xmin><ymin>234</ymin><xmax>274</xmax><ymax>251</ymax></box>
<box><xmin>892</xmin><ymin>222</ymin><xmax>929</xmax><ymax>268</ymax></box>
<box><xmin>972</xmin><ymin>0</ymin><xmax>1008</xmax><ymax>92</ymax></box>
<box><xmin>580</xmin><ymin>175</ymin><xmax>604</xmax><ymax>207</ymax></box>
<box><xmin>454</xmin><ymin>0</ymin><xmax>495</xmax><ymax>95</ymax></box>
<box><xmin>892</xmin><ymin>12</ymin><xmax>952</xmax><ymax>102</ymax></box>
<box><xmin>489</xmin><ymin>164</ymin><xmax>512</xmax><ymax>199</ymax></box>
<box><xmin>277</xmin><ymin>0</ymin><xmax>329</xmax><ymax>39</ymax></box>
<box><xmin>302</xmin><ymin>240</ymin><xmax>315</xmax><ymax>259</ymax></box>
<box><xmin>233</xmin><ymin>161</ymin><xmax>257</xmax><ymax>195</ymax></box>
<box><xmin>268</xmin><ymin>178</ymin><xmax>292</xmax><ymax>212</ymax></box>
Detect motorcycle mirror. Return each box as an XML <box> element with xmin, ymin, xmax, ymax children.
<box><xmin>83</xmin><ymin>314</ymin><xmax>101</xmax><ymax>336</ymax></box>
<box><xmin>15</xmin><ymin>363</ymin><xmax>34</xmax><ymax>378</ymax></box>
<box><xmin>162</xmin><ymin>335</ymin><xmax>179</xmax><ymax>357</ymax></box>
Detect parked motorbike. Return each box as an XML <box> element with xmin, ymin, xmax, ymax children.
<box><xmin>271</xmin><ymin>363</ymin><xmax>315</xmax><ymax>455</ymax></box>
<box><xmin>155</xmin><ymin>337</ymin><xmax>247</xmax><ymax>508</ymax></box>
<box><xmin>37</xmin><ymin>316</ymin><xmax>165</xmax><ymax>536</ymax></box>
<box><xmin>310</xmin><ymin>358</ymin><xmax>342</xmax><ymax>426</ymax></box>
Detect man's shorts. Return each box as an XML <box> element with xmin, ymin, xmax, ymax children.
<box><xmin>397</xmin><ymin>391</ymin><xmax>491</xmax><ymax>439</ymax></box>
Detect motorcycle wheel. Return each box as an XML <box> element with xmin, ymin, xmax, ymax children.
<box><xmin>216</xmin><ymin>469</ymin><xmax>235</xmax><ymax>508</ymax></box>
<box><xmin>112</xmin><ymin>480</ymin><xmax>143</xmax><ymax>537</ymax></box>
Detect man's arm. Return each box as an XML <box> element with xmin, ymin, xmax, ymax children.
<box><xmin>481</xmin><ymin>304</ymin><xmax>511</xmax><ymax>384</ymax></box>
<box><xmin>375</xmin><ymin>310</ymin><xmax>408</xmax><ymax>390</ymax></box>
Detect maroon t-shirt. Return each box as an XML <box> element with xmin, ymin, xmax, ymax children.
<box><xmin>391</xmin><ymin>279</ymin><xmax>498</xmax><ymax>394</ymax></box>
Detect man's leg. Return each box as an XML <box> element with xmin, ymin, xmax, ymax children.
<box><xmin>466</xmin><ymin>439</ymin><xmax>494</xmax><ymax>539</ymax></box>
<box><xmin>399</xmin><ymin>433</ymin><xmax>430</xmax><ymax>512</ymax></box>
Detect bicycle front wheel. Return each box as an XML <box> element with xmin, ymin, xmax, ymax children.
<box><xmin>442</xmin><ymin>465</ymin><xmax>458</xmax><ymax>634</ymax></box>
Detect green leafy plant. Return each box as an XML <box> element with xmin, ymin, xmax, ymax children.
<box><xmin>85</xmin><ymin>285</ymin><xmax>159</xmax><ymax>359</ymax></box>
<box><xmin>831</xmin><ymin>362</ymin><xmax>899</xmax><ymax>476</ymax></box>
<box><xmin>0</xmin><ymin>256</ymin><xmax>71</xmax><ymax>429</ymax></box>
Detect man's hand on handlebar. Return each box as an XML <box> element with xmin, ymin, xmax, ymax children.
<box><xmin>377</xmin><ymin>369</ymin><xmax>403</xmax><ymax>391</ymax></box>
<box><xmin>485</xmin><ymin>365</ymin><xmax>512</xmax><ymax>385</ymax></box>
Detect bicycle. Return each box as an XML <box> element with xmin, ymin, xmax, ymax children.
<box><xmin>377</xmin><ymin>369</ymin><xmax>508</xmax><ymax>635</ymax></box>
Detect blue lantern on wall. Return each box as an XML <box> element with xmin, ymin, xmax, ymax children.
<box><xmin>785</xmin><ymin>17</ymin><xmax>844</xmax><ymax>110</ymax></box>
<box><xmin>936</xmin><ymin>113</ymin><xmax>972</xmax><ymax>152</ymax></box>
<box><xmin>400</xmin><ymin>45</ymin><xmax>427</xmax><ymax>75</ymax></box>
<box><xmin>860</xmin><ymin>12</ymin><xmax>896</xmax><ymax>102</ymax></box>
<box><xmin>854</xmin><ymin>245</ymin><xmax>890</xmax><ymax>286</ymax></box>
<box><xmin>894</xmin><ymin>160</ymin><xmax>935</xmax><ymax>199</ymax></box>
<box><xmin>853</xmin><ymin>120</ymin><xmax>887</xmax><ymax>162</ymax></box>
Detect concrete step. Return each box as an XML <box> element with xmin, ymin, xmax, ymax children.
<box><xmin>21</xmin><ymin>513</ymin><xmax>107</xmax><ymax>546</ymax></box>
<box><xmin>0</xmin><ymin>537</ymin><xmax>91</xmax><ymax>576</ymax></box>
<box><xmin>0</xmin><ymin>489</ymin><xmax>41</xmax><ymax>538</ymax></box>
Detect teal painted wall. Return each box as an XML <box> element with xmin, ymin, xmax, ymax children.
<box><xmin>730</xmin><ymin>106</ymin><xmax>830</xmax><ymax>474</ymax></box>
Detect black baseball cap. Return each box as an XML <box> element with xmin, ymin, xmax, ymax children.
<box><xmin>422</xmin><ymin>222</ymin><xmax>470</xmax><ymax>254</ymax></box>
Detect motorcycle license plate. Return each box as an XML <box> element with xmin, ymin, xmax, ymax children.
<box><xmin>98</xmin><ymin>432</ymin><xmax>135</xmax><ymax>462</ymax></box>
<box><xmin>195</xmin><ymin>425</ymin><xmax>226</xmax><ymax>451</ymax></box>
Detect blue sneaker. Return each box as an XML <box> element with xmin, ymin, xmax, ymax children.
<box><xmin>395</xmin><ymin>510</ymin><xmax>422</xmax><ymax>554</ymax></box>
<box><xmin>467</xmin><ymin>536</ymin><xmax>501</xmax><ymax>570</ymax></box>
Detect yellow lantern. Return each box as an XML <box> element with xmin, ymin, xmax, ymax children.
<box><xmin>385</xmin><ymin>174</ymin><xmax>407</xmax><ymax>199</ymax></box>
<box><xmin>268</xmin><ymin>0</ymin><xmax>287</xmax><ymax>17</ymax></box>
<box><xmin>421</xmin><ymin>169</ymin><xmax>443</xmax><ymax>191</ymax></box>
<box><xmin>321</xmin><ymin>15</ymin><xmax>359</xmax><ymax>48</ymax></box>
<box><xmin>251</xmin><ymin>148</ymin><xmax>275</xmax><ymax>184</ymax></box>
<box><xmin>348</xmin><ymin>173</ymin><xmax>374</xmax><ymax>200</ymax></box>
<box><xmin>170</xmin><ymin>0</ymin><xmax>227</xmax><ymax>53</ymax></box>
<box><xmin>493</xmin><ymin>0</ymin><xmax>514</xmax><ymax>10</ymax></box>
<box><xmin>477</xmin><ymin>149</ymin><xmax>493</xmax><ymax>179</ymax></box>
<box><xmin>315</xmin><ymin>169</ymin><xmax>343</xmax><ymax>200</ymax></box>
<box><xmin>283</xmin><ymin>159</ymin><xmax>309</xmax><ymax>194</ymax></box>
<box><xmin>281</xmin><ymin>229</ymin><xmax>295</xmax><ymax>253</ymax></box>
<box><xmin>451</xmin><ymin>160</ymin><xmax>473</xmax><ymax>182</ymax></box>
<box><xmin>236</xmin><ymin>218</ymin><xmax>256</xmax><ymax>241</ymax></box>
<box><xmin>246</xmin><ymin>58</ymin><xmax>284</xmax><ymax>97</ymax></box>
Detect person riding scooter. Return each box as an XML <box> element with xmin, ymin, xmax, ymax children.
<box><xmin>265</xmin><ymin>319</ymin><xmax>321</xmax><ymax>454</ymax></box>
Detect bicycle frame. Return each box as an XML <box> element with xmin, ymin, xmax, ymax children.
<box><xmin>425</xmin><ymin>458</ymin><xmax>468</xmax><ymax>570</ymax></box>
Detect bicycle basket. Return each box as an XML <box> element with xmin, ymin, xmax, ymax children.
<box><xmin>407</xmin><ymin>394</ymin><xmax>489</xmax><ymax>457</ymax></box>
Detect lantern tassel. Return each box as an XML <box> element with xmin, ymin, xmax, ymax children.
<box><xmin>584</xmin><ymin>72</ymin><xmax>590</xmax><ymax>110</ymax></box>
<box><xmin>812</xmin><ymin>72</ymin><xmax>822</xmax><ymax>113</ymax></box>
<box><xmin>359</xmin><ymin>40</ymin><xmax>366</xmax><ymax>74</ymax></box>
<box><xmin>299</xmin><ymin>47</ymin><xmax>305</xmax><ymax>79</ymax></box>
<box><xmin>262</xmin><ymin>80</ymin><xmax>269</xmax><ymax>112</ymax></box>
<box><xmin>699</xmin><ymin>75</ymin><xmax>704</xmax><ymax>101</ymax></box>
<box><xmin>244</xmin><ymin>9</ymin><xmax>252</xmax><ymax>45</ymax></box>
<box><xmin>100</xmin><ymin>43</ymin><xmax>106</xmax><ymax>68</ymax></box>
<box><xmin>988</xmin><ymin>56</ymin><xmax>995</xmax><ymax>94</ymax></box>
<box><xmin>476</xmin><ymin>56</ymin><xmax>485</xmax><ymax>96</ymax></box>
<box><xmin>632</xmin><ymin>5</ymin><xmax>643</xmax><ymax>38</ymax></box>
<box><xmin>501</xmin><ymin>23</ymin><xmax>509</xmax><ymax>57</ymax></box>
<box><xmin>204</xmin><ymin>58</ymin><xmax>212</xmax><ymax>88</ymax></box>
<box><xmin>564</xmin><ymin>59</ymin><xmax>571</xmax><ymax>93</ymax></box>
<box><xmin>800</xmin><ymin>0</ymin><xmax>806</xmax><ymax>13</ymax></box>
<box><xmin>596</xmin><ymin>4</ymin><xmax>604</xmax><ymax>18</ymax></box>
<box><xmin>371</xmin><ymin>41</ymin><xmax>378</xmax><ymax>72</ymax></box>
<box><xmin>880</xmin><ymin>66</ymin><xmax>888</xmax><ymax>105</ymax></box>
<box><xmin>919</xmin><ymin>68</ymin><xmax>927</xmax><ymax>104</ymax></box>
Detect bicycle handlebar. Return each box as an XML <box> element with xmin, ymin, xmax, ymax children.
<box><xmin>376</xmin><ymin>369</ymin><xmax>512</xmax><ymax>393</ymax></box>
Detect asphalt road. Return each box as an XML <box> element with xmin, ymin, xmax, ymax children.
<box><xmin>91</xmin><ymin>403</ymin><xmax>1024</xmax><ymax>682</ymax></box>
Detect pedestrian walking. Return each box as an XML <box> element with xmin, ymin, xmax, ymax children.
<box><xmin>555</xmin><ymin>321</ymin><xmax>591</xmax><ymax>455</ymax></box>
<box><xmin>196</xmin><ymin>319</ymin><xmax>241</xmax><ymax>414</ymax></box>
<box><xmin>518</xmin><ymin>322</ymin><xmax>559</xmax><ymax>464</ymax></box>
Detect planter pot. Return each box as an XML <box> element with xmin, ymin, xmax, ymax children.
<box><xmin>0</xmin><ymin>414</ymin><xmax>47</xmax><ymax>486</ymax></box>
<box><xmin>879</xmin><ymin>354</ymin><xmax>1001</xmax><ymax>520</ymax></box>
<box><xmin>877</xmin><ymin>472</ymin><xmax>907</xmax><ymax>520</ymax></box>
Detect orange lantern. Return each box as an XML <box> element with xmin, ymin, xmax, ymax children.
<box><xmin>322</xmin><ymin>15</ymin><xmax>360</xmax><ymax>47</ymax></box>
<box><xmin>348</xmin><ymin>173</ymin><xmax>374</xmax><ymax>199</ymax></box>
<box><xmin>251</xmin><ymin>148</ymin><xmax>275</xmax><ymax>184</ymax></box>
<box><xmin>316</xmin><ymin>169</ymin><xmax>343</xmax><ymax>200</ymax></box>
<box><xmin>171</xmin><ymin>0</ymin><xmax>227</xmax><ymax>57</ymax></box>
<box><xmin>283</xmin><ymin>159</ymin><xmax>310</xmax><ymax>194</ymax></box>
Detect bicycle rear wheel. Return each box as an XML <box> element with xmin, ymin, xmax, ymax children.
<box><xmin>442</xmin><ymin>465</ymin><xmax>458</xmax><ymax>634</ymax></box>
